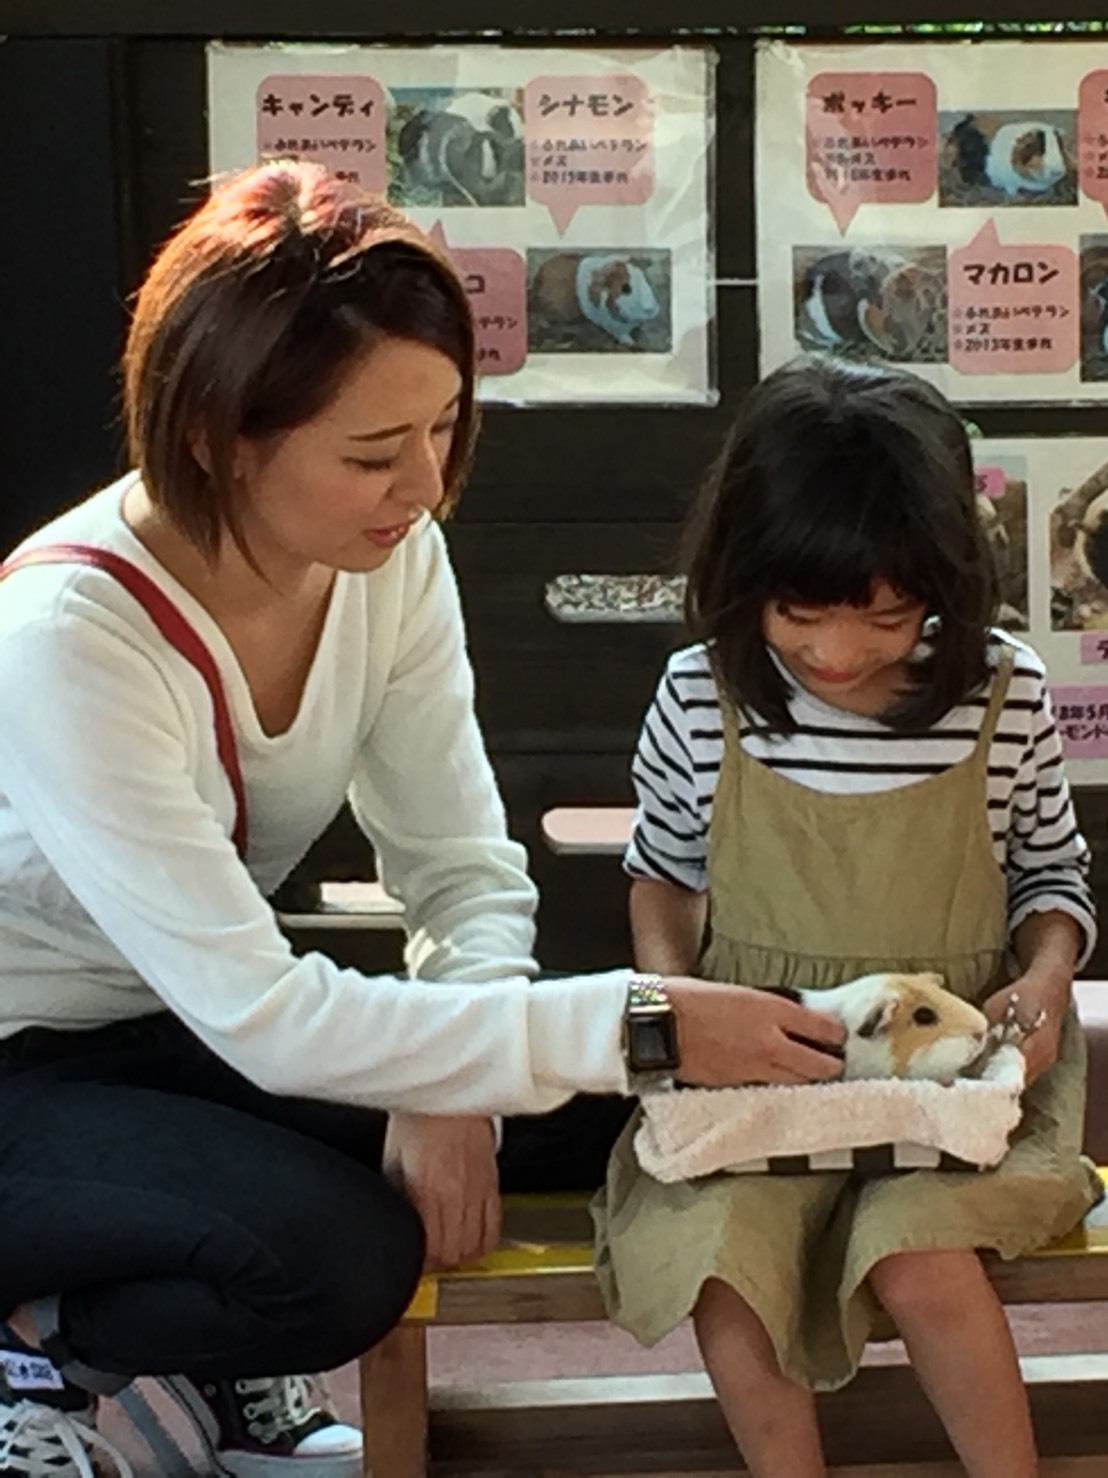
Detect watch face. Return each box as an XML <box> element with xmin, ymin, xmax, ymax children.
<box><xmin>630</xmin><ymin>1012</ymin><xmax>679</xmax><ymax>1071</ymax></box>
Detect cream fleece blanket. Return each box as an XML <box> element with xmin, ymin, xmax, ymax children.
<box><xmin>634</xmin><ymin>1044</ymin><xmax>1026</xmax><ymax>1182</ymax></box>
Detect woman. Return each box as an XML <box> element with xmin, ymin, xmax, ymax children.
<box><xmin>0</xmin><ymin>162</ymin><xmax>844</xmax><ymax>1478</ymax></box>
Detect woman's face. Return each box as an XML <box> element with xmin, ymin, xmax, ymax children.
<box><xmin>762</xmin><ymin>580</ymin><xmax>927</xmax><ymax>710</ymax></box>
<box><xmin>232</xmin><ymin>335</ymin><xmax>463</xmax><ymax>578</ymax></box>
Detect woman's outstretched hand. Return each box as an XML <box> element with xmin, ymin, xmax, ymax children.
<box><xmin>664</xmin><ymin>979</ymin><xmax>846</xmax><ymax>1086</ymax></box>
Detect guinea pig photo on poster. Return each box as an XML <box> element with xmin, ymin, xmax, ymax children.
<box><xmin>792</xmin><ymin>244</ymin><xmax>948</xmax><ymax>365</ymax></box>
<box><xmin>937</xmin><ymin>109</ymin><xmax>1078</xmax><ymax>207</ymax></box>
<box><xmin>388</xmin><ymin>86</ymin><xmax>525</xmax><ymax>208</ymax></box>
<box><xmin>1050</xmin><ymin>454</ymin><xmax>1108</xmax><ymax>631</ymax></box>
<box><xmin>1079</xmin><ymin>235</ymin><xmax>1108</xmax><ymax>384</ymax></box>
<box><xmin>526</xmin><ymin>247</ymin><xmax>673</xmax><ymax>354</ymax></box>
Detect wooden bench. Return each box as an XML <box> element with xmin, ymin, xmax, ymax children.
<box><xmin>357</xmin><ymin>1173</ymin><xmax>1108</xmax><ymax>1476</ymax></box>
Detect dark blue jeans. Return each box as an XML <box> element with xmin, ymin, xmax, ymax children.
<box><xmin>0</xmin><ymin>1014</ymin><xmax>631</xmax><ymax>1383</ymax></box>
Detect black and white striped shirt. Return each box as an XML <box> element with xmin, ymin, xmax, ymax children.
<box><xmin>625</xmin><ymin>635</ymin><xmax>1097</xmax><ymax>965</ymax></box>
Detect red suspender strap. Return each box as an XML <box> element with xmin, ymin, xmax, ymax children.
<box><xmin>0</xmin><ymin>542</ymin><xmax>247</xmax><ymax>858</ymax></box>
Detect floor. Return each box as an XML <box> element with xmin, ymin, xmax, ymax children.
<box><xmin>92</xmin><ymin>1304</ymin><xmax>1106</xmax><ymax>1475</ymax></box>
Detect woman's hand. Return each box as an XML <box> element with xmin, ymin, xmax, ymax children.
<box><xmin>665</xmin><ymin>979</ymin><xmax>846</xmax><ymax>1086</ymax></box>
<box><xmin>981</xmin><ymin>974</ymin><xmax>1068</xmax><ymax>1086</ymax></box>
<box><xmin>383</xmin><ymin>1112</ymin><xmax>501</xmax><ymax>1270</ymax></box>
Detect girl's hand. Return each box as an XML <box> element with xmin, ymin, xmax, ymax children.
<box><xmin>981</xmin><ymin>975</ymin><xmax>1068</xmax><ymax>1086</ymax></box>
<box><xmin>383</xmin><ymin>1112</ymin><xmax>501</xmax><ymax>1270</ymax></box>
<box><xmin>665</xmin><ymin>979</ymin><xmax>846</xmax><ymax>1086</ymax></box>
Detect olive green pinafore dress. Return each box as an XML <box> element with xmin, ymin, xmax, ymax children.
<box><xmin>594</xmin><ymin>647</ymin><xmax>1101</xmax><ymax>1390</ymax></box>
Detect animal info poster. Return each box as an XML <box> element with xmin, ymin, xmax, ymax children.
<box><xmin>756</xmin><ymin>39</ymin><xmax>1108</xmax><ymax>404</ymax></box>
<box><xmin>207</xmin><ymin>43</ymin><xmax>716</xmax><ymax>406</ymax></box>
<box><xmin>972</xmin><ymin>434</ymin><xmax>1108</xmax><ymax>774</ymax></box>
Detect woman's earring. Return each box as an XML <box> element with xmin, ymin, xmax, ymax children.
<box><xmin>922</xmin><ymin>614</ymin><xmax>941</xmax><ymax>639</ymax></box>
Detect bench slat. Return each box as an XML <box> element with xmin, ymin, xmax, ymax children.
<box><xmin>406</xmin><ymin>1170</ymin><xmax>1108</xmax><ymax>1324</ymax></box>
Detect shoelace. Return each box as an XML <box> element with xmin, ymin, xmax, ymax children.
<box><xmin>234</xmin><ymin>1375</ymin><xmax>321</xmax><ymax>1445</ymax></box>
<box><xmin>0</xmin><ymin>1401</ymin><xmax>133</xmax><ymax>1478</ymax></box>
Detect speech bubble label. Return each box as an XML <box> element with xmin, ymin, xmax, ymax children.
<box><xmin>1078</xmin><ymin>69</ymin><xmax>1108</xmax><ymax>216</ymax></box>
<box><xmin>524</xmin><ymin>74</ymin><xmax>653</xmax><ymax>235</ymax></box>
<box><xmin>1080</xmin><ymin>633</ymin><xmax>1108</xmax><ymax>665</ymax></box>
<box><xmin>949</xmin><ymin>220</ymin><xmax>1078</xmax><ymax>376</ymax></box>
<box><xmin>451</xmin><ymin>247</ymin><xmax>528</xmax><ymax>376</ymax></box>
<box><xmin>1051</xmin><ymin>684</ymin><xmax>1108</xmax><ymax>757</ymax></box>
<box><xmin>974</xmin><ymin>464</ymin><xmax>1008</xmax><ymax>499</ymax></box>
<box><xmin>805</xmin><ymin>72</ymin><xmax>937</xmax><ymax>234</ymax></box>
<box><xmin>256</xmin><ymin>74</ymin><xmax>387</xmax><ymax>194</ymax></box>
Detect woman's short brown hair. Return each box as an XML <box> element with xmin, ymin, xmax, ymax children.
<box><xmin>123</xmin><ymin>159</ymin><xmax>477</xmax><ymax>563</ymax></box>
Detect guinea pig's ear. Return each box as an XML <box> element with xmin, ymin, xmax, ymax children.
<box><xmin>857</xmin><ymin>998</ymin><xmax>897</xmax><ymax>1039</ymax></box>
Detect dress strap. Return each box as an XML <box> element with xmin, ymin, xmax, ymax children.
<box><xmin>974</xmin><ymin>641</ymin><xmax>1015</xmax><ymax>759</ymax></box>
<box><xmin>0</xmin><ymin>542</ymin><xmax>247</xmax><ymax>858</ymax></box>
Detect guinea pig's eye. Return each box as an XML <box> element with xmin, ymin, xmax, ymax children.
<box><xmin>619</xmin><ymin>284</ymin><xmax>632</xmax><ymax>295</ymax></box>
<box><xmin>912</xmin><ymin>1006</ymin><xmax>939</xmax><ymax>1026</ymax></box>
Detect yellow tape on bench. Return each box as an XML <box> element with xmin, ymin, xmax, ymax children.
<box><xmin>402</xmin><ymin>1168</ymin><xmax>1108</xmax><ymax>1320</ymax></box>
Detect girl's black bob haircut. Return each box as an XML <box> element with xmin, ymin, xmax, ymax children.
<box><xmin>683</xmin><ymin>355</ymin><xmax>999</xmax><ymax>734</ymax></box>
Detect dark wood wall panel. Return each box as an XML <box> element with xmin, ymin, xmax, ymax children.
<box><xmin>0</xmin><ymin>39</ymin><xmax>126</xmax><ymax>551</ymax></box>
<box><xmin>448</xmin><ymin>523</ymin><xmax>683</xmax><ymax>753</ymax></box>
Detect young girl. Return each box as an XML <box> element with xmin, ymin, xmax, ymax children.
<box><xmin>594</xmin><ymin>356</ymin><xmax>1102</xmax><ymax>1478</ymax></box>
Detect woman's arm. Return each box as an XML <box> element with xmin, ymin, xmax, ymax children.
<box><xmin>0</xmin><ymin>599</ymin><xmax>618</xmax><ymax>1114</ymax></box>
<box><xmin>347</xmin><ymin>523</ymin><xmax>538</xmax><ymax>985</ymax></box>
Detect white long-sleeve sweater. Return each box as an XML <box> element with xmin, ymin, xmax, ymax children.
<box><xmin>0</xmin><ymin>474</ymin><xmax>630</xmax><ymax>1113</ymax></box>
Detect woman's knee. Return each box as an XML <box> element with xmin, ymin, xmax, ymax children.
<box><xmin>278</xmin><ymin>1178</ymin><xmax>427</xmax><ymax>1370</ymax></box>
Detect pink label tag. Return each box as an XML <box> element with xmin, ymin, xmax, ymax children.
<box><xmin>949</xmin><ymin>221</ymin><xmax>1078</xmax><ymax>375</ymax></box>
<box><xmin>806</xmin><ymin>72</ymin><xmax>937</xmax><ymax>233</ymax></box>
<box><xmin>256</xmin><ymin>75</ymin><xmax>386</xmax><ymax>193</ymax></box>
<box><xmin>1052</xmin><ymin>685</ymin><xmax>1108</xmax><ymax>757</ymax></box>
<box><xmin>524</xmin><ymin>75</ymin><xmax>653</xmax><ymax>234</ymax></box>
<box><xmin>974</xmin><ymin>464</ymin><xmax>1007</xmax><ymax>499</ymax></box>
<box><xmin>1079</xmin><ymin>69</ymin><xmax>1108</xmax><ymax>214</ymax></box>
<box><xmin>451</xmin><ymin>247</ymin><xmax>527</xmax><ymax>376</ymax></box>
<box><xmin>1080</xmin><ymin>632</ymin><xmax>1108</xmax><ymax>665</ymax></box>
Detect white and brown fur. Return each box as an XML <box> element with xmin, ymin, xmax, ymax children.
<box><xmin>531</xmin><ymin>252</ymin><xmax>660</xmax><ymax>347</ymax></box>
<box><xmin>769</xmin><ymin>971</ymin><xmax>989</xmax><ymax>1081</ymax></box>
<box><xmin>949</xmin><ymin>114</ymin><xmax>1070</xmax><ymax>198</ymax></box>
<box><xmin>798</xmin><ymin>249</ymin><xmax>938</xmax><ymax>359</ymax></box>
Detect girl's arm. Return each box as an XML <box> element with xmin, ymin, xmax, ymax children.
<box><xmin>1003</xmin><ymin>661</ymin><xmax>1096</xmax><ymax>968</ymax></box>
<box><xmin>630</xmin><ymin>876</ymin><xmax>708</xmax><ymax>973</ymax></box>
<box><xmin>988</xmin><ymin>661</ymin><xmax>1095</xmax><ymax>1080</ymax></box>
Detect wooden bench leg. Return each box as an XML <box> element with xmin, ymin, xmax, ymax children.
<box><xmin>359</xmin><ymin>1323</ymin><xmax>429</xmax><ymax>1478</ymax></box>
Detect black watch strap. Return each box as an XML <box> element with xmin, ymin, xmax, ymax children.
<box><xmin>623</xmin><ymin>974</ymin><xmax>680</xmax><ymax>1087</ymax></box>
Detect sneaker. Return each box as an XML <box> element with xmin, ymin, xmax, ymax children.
<box><xmin>130</xmin><ymin>1375</ymin><xmax>361</xmax><ymax>1478</ymax></box>
<box><xmin>0</xmin><ymin>1398</ymin><xmax>132</xmax><ymax>1478</ymax></box>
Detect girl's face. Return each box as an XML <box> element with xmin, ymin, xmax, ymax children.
<box><xmin>763</xmin><ymin>580</ymin><xmax>927</xmax><ymax>711</ymax></box>
<box><xmin>232</xmin><ymin>334</ymin><xmax>462</xmax><ymax>580</ymax></box>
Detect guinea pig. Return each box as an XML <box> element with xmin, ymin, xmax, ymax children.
<box><xmin>950</xmin><ymin>114</ymin><xmax>1069</xmax><ymax>198</ymax></box>
<box><xmin>397</xmin><ymin>91</ymin><xmax>524</xmax><ymax>207</ymax></box>
<box><xmin>770</xmin><ymin>972</ymin><xmax>989</xmax><ymax>1081</ymax></box>
<box><xmin>798</xmin><ymin>250</ymin><xmax>934</xmax><ymax>358</ymax></box>
<box><xmin>531</xmin><ymin>252</ymin><xmax>660</xmax><ymax>347</ymax></box>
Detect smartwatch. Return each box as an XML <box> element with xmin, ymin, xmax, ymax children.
<box><xmin>623</xmin><ymin>974</ymin><xmax>680</xmax><ymax>1091</ymax></box>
